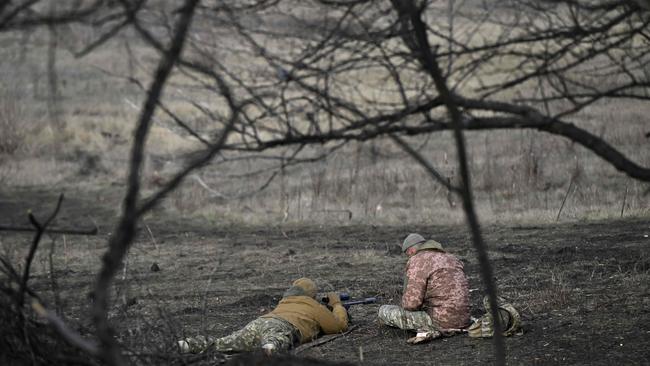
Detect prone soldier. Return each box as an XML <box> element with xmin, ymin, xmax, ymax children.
<box><xmin>178</xmin><ymin>278</ymin><xmax>348</xmax><ymax>355</ymax></box>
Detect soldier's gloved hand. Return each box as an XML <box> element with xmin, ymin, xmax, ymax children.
<box><xmin>326</xmin><ymin>292</ymin><xmax>342</xmax><ymax>306</ymax></box>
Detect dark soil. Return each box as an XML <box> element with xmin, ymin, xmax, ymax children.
<box><xmin>1</xmin><ymin>187</ymin><xmax>649</xmax><ymax>365</ymax></box>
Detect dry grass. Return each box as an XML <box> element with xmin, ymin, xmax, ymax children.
<box><xmin>0</xmin><ymin>92</ymin><xmax>26</xmax><ymax>155</ymax></box>
<box><xmin>0</xmin><ymin>6</ymin><xmax>648</xmax><ymax>226</ymax></box>
<box><xmin>162</xmin><ymin>121</ymin><xmax>648</xmax><ymax>226</ymax></box>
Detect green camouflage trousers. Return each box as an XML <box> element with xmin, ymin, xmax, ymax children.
<box><xmin>378</xmin><ymin>305</ymin><xmax>440</xmax><ymax>332</ymax></box>
<box><xmin>181</xmin><ymin>317</ymin><xmax>299</xmax><ymax>353</ymax></box>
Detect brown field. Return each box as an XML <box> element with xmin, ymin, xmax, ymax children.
<box><xmin>1</xmin><ymin>188</ymin><xmax>649</xmax><ymax>365</ymax></box>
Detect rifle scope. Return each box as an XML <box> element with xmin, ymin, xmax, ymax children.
<box><xmin>320</xmin><ymin>292</ymin><xmax>350</xmax><ymax>303</ymax></box>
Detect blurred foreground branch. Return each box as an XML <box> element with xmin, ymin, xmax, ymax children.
<box><xmin>0</xmin><ymin>194</ymin><xmax>100</xmax><ymax>365</ymax></box>
<box><xmin>391</xmin><ymin>1</ymin><xmax>505</xmax><ymax>363</ymax></box>
<box><xmin>0</xmin><ymin>225</ymin><xmax>98</xmax><ymax>235</ymax></box>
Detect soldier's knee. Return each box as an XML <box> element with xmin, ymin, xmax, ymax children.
<box><xmin>378</xmin><ymin>304</ymin><xmax>409</xmax><ymax>328</ymax></box>
<box><xmin>378</xmin><ymin>304</ymin><xmax>400</xmax><ymax>322</ymax></box>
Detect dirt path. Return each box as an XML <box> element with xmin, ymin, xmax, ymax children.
<box><xmin>1</xmin><ymin>188</ymin><xmax>649</xmax><ymax>365</ymax></box>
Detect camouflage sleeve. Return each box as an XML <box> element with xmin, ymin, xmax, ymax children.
<box><xmin>180</xmin><ymin>335</ymin><xmax>215</xmax><ymax>353</ymax></box>
<box><xmin>401</xmin><ymin>257</ymin><xmax>427</xmax><ymax>311</ymax></box>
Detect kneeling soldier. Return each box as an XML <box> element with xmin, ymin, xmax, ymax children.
<box><xmin>178</xmin><ymin>278</ymin><xmax>348</xmax><ymax>355</ymax></box>
<box><xmin>378</xmin><ymin>233</ymin><xmax>470</xmax><ymax>344</ymax></box>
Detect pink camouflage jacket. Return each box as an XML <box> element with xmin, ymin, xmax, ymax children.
<box><xmin>402</xmin><ymin>247</ymin><xmax>470</xmax><ymax>329</ymax></box>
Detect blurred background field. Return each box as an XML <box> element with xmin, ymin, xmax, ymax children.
<box><xmin>0</xmin><ymin>3</ymin><xmax>648</xmax><ymax>226</ymax></box>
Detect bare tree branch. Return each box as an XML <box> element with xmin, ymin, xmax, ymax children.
<box><xmin>32</xmin><ymin>300</ymin><xmax>101</xmax><ymax>357</ymax></box>
<box><xmin>390</xmin><ymin>1</ymin><xmax>506</xmax><ymax>363</ymax></box>
<box><xmin>390</xmin><ymin>134</ymin><xmax>459</xmax><ymax>193</ymax></box>
<box><xmin>18</xmin><ymin>193</ymin><xmax>64</xmax><ymax>308</ymax></box>
<box><xmin>0</xmin><ymin>0</ymin><xmax>106</xmax><ymax>30</ymax></box>
<box><xmin>91</xmin><ymin>1</ymin><xmax>200</xmax><ymax>364</ymax></box>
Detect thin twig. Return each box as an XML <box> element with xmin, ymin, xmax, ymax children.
<box><xmin>48</xmin><ymin>237</ymin><xmax>63</xmax><ymax>317</ymax></box>
<box><xmin>556</xmin><ymin>177</ymin><xmax>575</xmax><ymax>222</ymax></box>
<box><xmin>390</xmin><ymin>134</ymin><xmax>460</xmax><ymax>193</ymax></box>
<box><xmin>190</xmin><ymin>174</ymin><xmax>229</xmax><ymax>199</ymax></box>
<box><xmin>144</xmin><ymin>223</ymin><xmax>158</xmax><ymax>251</ymax></box>
<box><xmin>18</xmin><ymin>193</ymin><xmax>64</xmax><ymax>307</ymax></box>
<box><xmin>291</xmin><ymin>325</ymin><xmax>359</xmax><ymax>355</ymax></box>
<box><xmin>0</xmin><ymin>225</ymin><xmax>98</xmax><ymax>235</ymax></box>
<box><xmin>32</xmin><ymin>300</ymin><xmax>100</xmax><ymax>356</ymax></box>
<box><xmin>620</xmin><ymin>182</ymin><xmax>629</xmax><ymax>218</ymax></box>
<box><xmin>200</xmin><ymin>266</ymin><xmax>219</xmax><ymax>334</ymax></box>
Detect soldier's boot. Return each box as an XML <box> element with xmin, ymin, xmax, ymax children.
<box><xmin>177</xmin><ymin>335</ymin><xmax>215</xmax><ymax>354</ymax></box>
<box><xmin>177</xmin><ymin>340</ymin><xmax>190</xmax><ymax>354</ymax></box>
<box><xmin>261</xmin><ymin>343</ymin><xmax>276</xmax><ymax>356</ymax></box>
<box><xmin>406</xmin><ymin>329</ymin><xmax>442</xmax><ymax>344</ymax></box>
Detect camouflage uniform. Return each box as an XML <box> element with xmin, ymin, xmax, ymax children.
<box><xmin>181</xmin><ymin>317</ymin><xmax>299</xmax><ymax>353</ymax></box>
<box><xmin>378</xmin><ymin>305</ymin><xmax>441</xmax><ymax>332</ymax></box>
<box><xmin>179</xmin><ymin>278</ymin><xmax>347</xmax><ymax>354</ymax></box>
<box><xmin>379</xmin><ymin>240</ymin><xmax>470</xmax><ymax>332</ymax></box>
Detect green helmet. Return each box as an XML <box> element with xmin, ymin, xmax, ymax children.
<box><xmin>402</xmin><ymin>233</ymin><xmax>426</xmax><ymax>252</ymax></box>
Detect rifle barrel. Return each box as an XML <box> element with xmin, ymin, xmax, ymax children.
<box><xmin>342</xmin><ymin>297</ymin><xmax>377</xmax><ymax>307</ymax></box>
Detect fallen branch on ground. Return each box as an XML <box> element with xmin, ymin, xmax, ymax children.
<box><xmin>291</xmin><ymin>325</ymin><xmax>359</xmax><ymax>355</ymax></box>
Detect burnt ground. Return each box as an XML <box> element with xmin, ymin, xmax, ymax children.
<box><xmin>1</xmin><ymin>187</ymin><xmax>649</xmax><ymax>365</ymax></box>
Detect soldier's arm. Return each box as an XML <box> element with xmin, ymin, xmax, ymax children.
<box><xmin>315</xmin><ymin>293</ymin><xmax>348</xmax><ymax>334</ymax></box>
<box><xmin>401</xmin><ymin>257</ymin><xmax>427</xmax><ymax>311</ymax></box>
